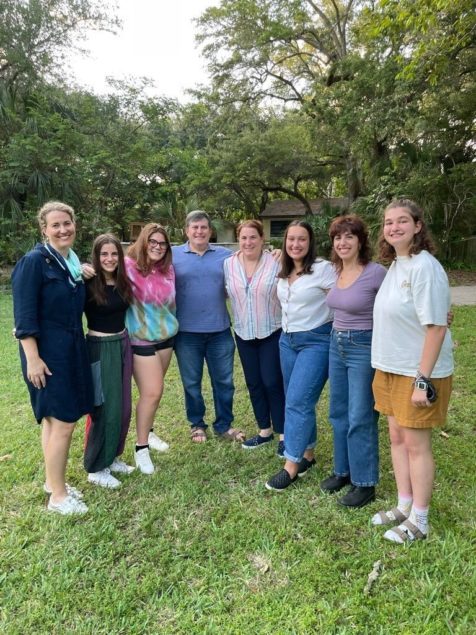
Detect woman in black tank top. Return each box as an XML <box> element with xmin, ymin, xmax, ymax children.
<box><xmin>83</xmin><ymin>234</ymin><xmax>134</xmax><ymax>490</ymax></box>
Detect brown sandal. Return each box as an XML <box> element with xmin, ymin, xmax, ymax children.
<box><xmin>376</xmin><ymin>507</ymin><xmax>408</xmax><ymax>525</ymax></box>
<box><xmin>218</xmin><ymin>428</ymin><xmax>246</xmax><ymax>443</ymax></box>
<box><xmin>190</xmin><ymin>427</ymin><xmax>207</xmax><ymax>443</ymax></box>
<box><xmin>385</xmin><ymin>519</ymin><xmax>428</xmax><ymax>543</ymax></box>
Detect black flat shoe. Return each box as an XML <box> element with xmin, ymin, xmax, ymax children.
<box><xmin>320</xmin><ymin>473</ymin><xmax>351</xmax><ymax>493</ymax></box>
<box><xmin>338</xmin><ymin>485</ymin><xmax>375</xmax><ymax>508</ymax></box>
<box><xmin>265</xmin><ymin>469</ymin><xmax>298</xmax><ymax>492</ymax></box>
<box><xmin>297</xmin><ymin>457</ymin><xmax>316</xmax><ymax>478</ymax></box>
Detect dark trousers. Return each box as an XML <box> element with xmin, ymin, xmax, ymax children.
<box><xmin>235</xmin><ymin>329</ymin><xmax>285</xmax><ymax>434</ymax></box>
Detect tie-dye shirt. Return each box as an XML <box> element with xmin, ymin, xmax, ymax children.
<box><xmin>125</xmin><ymin>257</ymin><xmax>179</xmax><ymax>344</ymax></box>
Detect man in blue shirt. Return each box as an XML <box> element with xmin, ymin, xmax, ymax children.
<box><xmin>172</xmin><ymin>211</ymin><xmax>246</xmax><ymax>443</ymax></box>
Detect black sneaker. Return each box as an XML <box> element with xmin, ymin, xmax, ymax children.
<box><xmin>242</xmin><ymin>433</ymin><xmax>274</xmax><ymax>449</ymax></box>
<box><xmin>265</xmin><ymin>469</ymin><xmax>297</xmax><ymax>492</ymax></box>
<box><xmin>338</xmin><ymin>485</ymin><xmax>375</xmax><ymax>508</ymax></box>
<box><xmin>276</xmin><ymin>440</ymin><xmax>285</xmax><ymax>458</ymax></box>
<box><xmin>297</xmin><ymin>457</ymin><xmax>316</xmax><ymax>478</ymax></box>
<box><xmin>320</xmin><ymin>473</ymin><xmax>351</xmax><ymax>493</ymax></box>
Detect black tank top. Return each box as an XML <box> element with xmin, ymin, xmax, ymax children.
<box><xmin>85</xmin><ymin>283</ymin><xmax>129</xmax><ymax>333</ymax></box>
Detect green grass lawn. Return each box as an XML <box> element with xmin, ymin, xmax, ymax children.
<box><xmin>0</xmin><ymin>294</ymin><xmax>475</xmax><ymax>634</ymax></box>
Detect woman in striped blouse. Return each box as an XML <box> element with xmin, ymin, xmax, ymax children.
<box><xmin>224</xmin><ymin>220</ymin><xmax>285</xmax><ymax>456</ymax></box>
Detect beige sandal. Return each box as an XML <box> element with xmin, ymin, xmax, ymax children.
<box><xmin>384</xmin><ymin>519</ymin><xmax>428</xmax><ymax>543</ymax></box>
<box><xmin>376</xmin><ymin>507</ymin><xmax>408</xmax><ymax>525</ymax></box>
<box><xmin>218</xmin><ymin>428</ymin><xmax>246</xmax><ymax>443</ymax></box>
<box><xmin>190</xmin><ymin>427</ymin><xmax>207</xmax><ymax>443</ymax></box>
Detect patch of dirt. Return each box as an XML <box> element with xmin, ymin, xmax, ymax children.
<box><xmin>447</xmin><ymin>270</ymin><xmax>476</xmax><ymax>286</ymax></box>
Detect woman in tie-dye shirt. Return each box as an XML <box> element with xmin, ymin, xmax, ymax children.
<box><xmin>125</xmin><ymin>224</ymin><xmax>178</xmax><ymax>475</ymax></box>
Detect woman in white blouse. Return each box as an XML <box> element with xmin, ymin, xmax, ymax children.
<box><xmin>224</xmin><ymin>220</ymin><xmax>285</xmax><ymax>456</ymax></box>
<box><xmin>265</xmin><ymin>221</ymin><xmax>336</xmax><ymax>491</ymax></box>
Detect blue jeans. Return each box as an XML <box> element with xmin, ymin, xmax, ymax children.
<box><xmin>279</xmin><ymin>322</ymin><xmax>332</xmax><ymax>463</ymax></box>
<box><xmin>174</xmin><ymin>329</ymin><xmax>235</xmax><ymax>434</ymax></box>
<box><xmin>329</xmin><ymin>329</ymin><xmax>379</xmax><ymax>487</ymax></box>
<box><xmin>235</xmin><ymin>329</ymin><xmax>284</xmax><ymax>434</ymax></box>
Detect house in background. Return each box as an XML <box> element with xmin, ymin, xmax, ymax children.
<box><xmin>259</xmin><ymin>197</ymin><xmax>349</xmax><ymax>241</ymax></box>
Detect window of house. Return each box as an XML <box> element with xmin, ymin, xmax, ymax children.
<box><xmin>270</xmin><ymin>220</ymin><xmax>291</xmax><ymax>238</ymax></box>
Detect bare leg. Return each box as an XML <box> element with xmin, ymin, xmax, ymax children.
<box><xmin>403</xmin><ymin>427</ymin><xmax>434</xmax><ymax>508</ymax></box>
<box><xmin>388</xmin><ymin>416</ymin><xmax>412</xmax><ymax>497</ymax></box>
<box><xmin>284</xmin><ymin>459</ymin><xmax>299</xmax><ymax>478</ymax></box>
<box><xmin>41</xmin><ymin>418</ymin><xmax>52</xmax><ymax>459</ymax></box>
<box><xmin>133</xmin><ymin>348</ymin><xmax>173</xmax><ymax>445</ymax></box>
<box><xmin>44</xmin><ymin>416</ymin><xmax>75</xmax><ymax>504</ymax></box>
<box><xmin>284</xmin><ymin>448</ymin><xmax>315</xmax><ymax>478</ymax></box>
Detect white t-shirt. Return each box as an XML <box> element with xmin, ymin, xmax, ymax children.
<box><xmin>277</xmin><ymin>260</ymin><xmax>336</xmax><ymax>333</ymax></box>
<box><xmin>371</xmin><ymin>250</ymin><xmax>453</xmax><ymax>377</ymax></box>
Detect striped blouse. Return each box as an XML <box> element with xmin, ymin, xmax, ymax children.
<box><xmin>224</xmin><ymin>251</ymin><xmax>281</xmax><ymax>340</ymax></box>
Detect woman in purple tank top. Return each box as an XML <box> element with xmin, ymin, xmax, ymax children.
<box><xmin>322</xmin><ymin>216</ymin><xmax>387</xmax><ymax>508</ymax></box>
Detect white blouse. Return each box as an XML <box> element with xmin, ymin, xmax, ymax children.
<box><xmin>277</xmin><ymin>260</ymin><xmax>337</xmax><ymax>333</ymax></box>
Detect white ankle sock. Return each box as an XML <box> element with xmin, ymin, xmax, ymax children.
<box><xmin>409</xmin><ymin>505</ymin><xmax>429</xmax><ymax>534</ymax></box>
<box><xmin>397</xmin><ymin>494</ymin><xmax>413</xmax><ymax>516</ymax></box>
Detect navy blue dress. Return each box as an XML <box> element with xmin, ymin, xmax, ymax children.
<box><xmin>12</xmin><ymin>244</ymin><xmax>94</xmax><ymax>424</ymax></box>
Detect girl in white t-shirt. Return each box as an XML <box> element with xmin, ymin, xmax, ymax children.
<box><xmin>371</xmin><ymin>199</ymin><xmax>453</xmax><ymax>543</ymax></box>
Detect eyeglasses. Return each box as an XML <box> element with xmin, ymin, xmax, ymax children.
<box><xmin>148</xmin><ymin>238</ymin><xmax>168</xmax><ymax>249</ymax></box>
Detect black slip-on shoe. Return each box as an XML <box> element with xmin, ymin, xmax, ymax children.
<box><xmin>297</xmin><ymin>457</ymin><xmax>316</xmax><ymax>478</ymax></box>
<box><xmin>320</xmin><ymin>473</ymin><xmax>351</xmax><ymax>493</ymax></box>
<box><xmin>265</xmin><ymin>469</ymin><xmax>298</xmax><ymax>492</ymax></box>
<box><xmin>338</xmin><ymin>485</ymin><xmax>376</xmax><ymax>508</ymax></box>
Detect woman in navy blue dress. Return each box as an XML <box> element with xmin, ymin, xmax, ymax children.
<box><xmin>12</xmin><ymin>201</ymin><xmax>93</xmax><ymax>515</ymax></box>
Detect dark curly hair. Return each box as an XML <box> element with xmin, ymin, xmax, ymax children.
<box><xmin>328</xmin><ymin>215</ymin><xmax>372</xmax><ymax>274</ymax></box>
<box><xmin>278</xmin><ymin>220</ymin><xmax>318</xmax><ymax>279</ymax></box>
<box><xmin>378</xmin><ymin>199</ymin><xmax>436</xmax><ymax>264</ymax></box>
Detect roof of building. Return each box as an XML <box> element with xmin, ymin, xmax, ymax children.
<box><xmin>260</xmin><ymin>197</ymin><xmax>349</xmax><ymax>218</ymax></box>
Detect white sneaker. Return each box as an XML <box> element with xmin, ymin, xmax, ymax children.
<box><xmin>43</xmin><ymin>482</ymin><xmax>84</xmax><ymax>499</ymax></box>
<box><xmin>48</xmin><ymin>494</ymin><xmax>88</xmax><ymax>515</ymax></box>
<box><xmin>88</xmin><ymin>468</ymin><xmax>121</xmax><ymax>489</ymax></box>
<box><xmin>148</xmin><ymin>431</ymin><xmax>169</xmax><ymax>453</ymax></box>
<box><xmin>135</xmin><ymin>448</ymin><xmax>155</xmax><ymax>474</ymax></box>
<box><xmin>109</xmin><ymin>457</ymin><xmax>135</xmax><ymax>474</ymax></box>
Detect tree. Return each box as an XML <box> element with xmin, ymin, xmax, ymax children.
<box><xmin>197</xmin><ymin>0</ymin><xmax>476</xmax><ymax>255</ymax></box>
<box><xmin>0</xmin><ymin>0</ymin><xmax>119</xmax><ymax>89</ymax></box>
<box><xmin>197</xmin><ymin>0</ymin><xmax>368</xmax><ymax>199</ymax></box>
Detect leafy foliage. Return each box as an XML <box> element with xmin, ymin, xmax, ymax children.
<box><xmin>0</xmin><ymin>0</ymin><xmax>474</xmax><ymax>264</ymax></box>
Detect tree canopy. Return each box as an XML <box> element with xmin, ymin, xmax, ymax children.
<box><xmin>0</xmin><ymin>0</ymin><xmax>474</xmax><ymax>262</ymax></box>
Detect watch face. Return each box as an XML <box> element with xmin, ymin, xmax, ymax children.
<box><xmin>415</xmin><ymin>380</ymin><xmax>428</xmax><ymax>391</ymax></box>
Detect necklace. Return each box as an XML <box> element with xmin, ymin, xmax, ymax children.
<box><xmin>337</xmin><ymin>264</ymin><xmax>364</xmax><ymax>288</ymax></box>
<box><xmin>240</xmin><ymin>253</ymin><xmax>261</xmax><ymax>283</ymax></box>
<box><xmin>288</xmin><ymin>267</ymin><xmax>304</xmax><ymax>284</ymax></box>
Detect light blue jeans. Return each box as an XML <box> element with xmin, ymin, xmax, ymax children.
<box><xmin>279</xmin><ymin>322</ymin><xmax>332</xmax><ymax>463</ymax></box>
<box><xmin>174</xmin><ymin>329</ymin><xmax>235</xmax><ymax>434</ymax></box>
<box><xmin>329</xmin><ymin>329</ymin><xmax>379</xmax><ymax>487</ymax></box>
